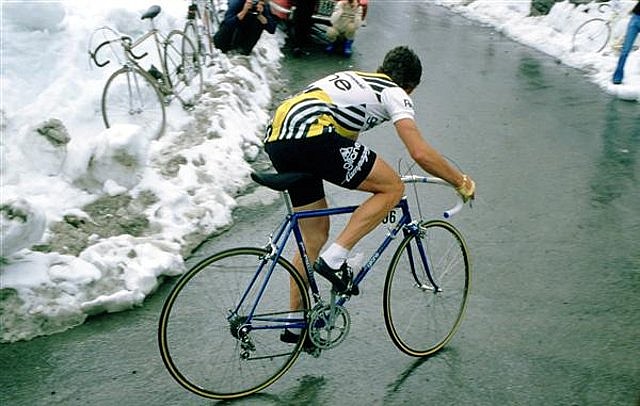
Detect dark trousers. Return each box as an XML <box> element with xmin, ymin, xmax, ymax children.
<box><xmin>214</xmin><ymin>18</ymin><xmax>263</xmax><ymax>55</ymax></box>
<box><xmin>293</xmin><ymin>0</ymin><xmax>316</xmax><ymax>49</ymax></box>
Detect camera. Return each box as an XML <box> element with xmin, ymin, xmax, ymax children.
<box><xmin>251</xmin><ymin>0</ymin><xmax>259</xmax><ymax>14</ymax></box>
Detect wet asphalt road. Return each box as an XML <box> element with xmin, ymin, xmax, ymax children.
<box><xmin>2</xmin><ymin>2</ymin><xmax>639</xmax><ymax>405</ymax></box>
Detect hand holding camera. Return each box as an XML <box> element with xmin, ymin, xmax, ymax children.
<box><xmin>245</xmin><ymin>0</ymin><xmax>263</xmax><ymax>15</ymax></box>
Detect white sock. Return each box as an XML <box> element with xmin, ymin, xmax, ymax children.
<box><xmin>320</xmin><ymin>243</ymin><xmax>350</xmax><ymax>270</ymax></box>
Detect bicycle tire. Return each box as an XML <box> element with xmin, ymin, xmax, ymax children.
<box><xmin>207</xmin><ymin>0</ymin><xmax>222</xmax><ymax>27</ymax></box>
<box><xmin>383</xmin><ymin>220</ymin><xmax>470</xmax><ymax>357</ymax></box>
<box><xmin>201</xmin><ymin>2</ymin><xmax>218</xmax><ymax>60</ymax></box>
<box><xmin>101</xmin><ymin>66</ymin><xmax>166</xmax><ymax>139</ymax></box>
<box><xmin>158</xmin><ymin>247</ymin><xmax>311</xmax><ymax>400</ymax></box>
<box><xmin>572</xmin><ymin>18</ymin><xmax>610</xmax><ymax>53</ymax></box>
<box><xmin>183</xmin><ymin>20</ymin><xmax>205</xmax><ymax>61</ymax></box>
<box><xmin>163</xmin><ymin>29</ymin><xmax>203</xmax><ymax>109</ymax></box>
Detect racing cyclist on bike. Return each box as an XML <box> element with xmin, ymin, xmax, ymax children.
<box><xmin>262</xmin><ymin>46</ymin><xmax>476</xmax><ymax>340</ymax></box>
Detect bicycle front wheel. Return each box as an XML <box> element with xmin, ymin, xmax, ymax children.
<box><xmin>572</xmin><ymin>18</ymin><xmax>610</xmax><ymax>53</ymax></box>
<box><xmin>158</xmin><ymin>247</ymin><xmax>311</xmax><ymax>400</ymax></box>
<box><xmin>101</xmin><ymin>66</ymin><xmax>166</xmax><ymax>139</ymax></box>
<box><xmin>164</xmin><ymin>30</ymin><xmax>203</xmax><ymax>109</ymax></box>
<box><xmin>383</xmin><ymin>220</ymin><xmax>470</xmax><ymax>357</ymax></box>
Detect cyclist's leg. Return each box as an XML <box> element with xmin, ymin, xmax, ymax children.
<box><xmin>264</xmin><ymin>139</ymin><xmax>330</xmax><ymax>309</ymax></box>
<box><xmin>290</xmin><ymin>198</ymin><xmax>330</xmax><ymax>310</ymax></box>
<box><xmin>334</xmin><ymin>156</ymin><xmax>404</xmax><ymax>250</ymax></box>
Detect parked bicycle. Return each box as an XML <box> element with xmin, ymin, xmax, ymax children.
<box><xmin>183</xmin><ymin>0</ymin><xmax>222</xmax><ymax>65</ymax></box>
<box><xmin>89</xmin><ymin>5</ymin><xmax>203</xmax><ymax>139</ymax></box>
<box><xmin>572</xmin><ymin>0</ymin><xmax>639</xmax><ymax>53</ymax></box>
<box><xmin>158</xmin><ymin>169</ymin><xmax>472</xmax><ymax>400</ymax></box>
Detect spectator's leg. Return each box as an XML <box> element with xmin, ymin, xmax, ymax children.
<box><xmin>613</xmin><ymin>14</ymin><xmax>640</xmax><ymax>84</ymax></box>
<box><xmin>236</xmin><ymin>21</ymin><xmax>264</xmax><ymax>55</ymax></box>
<box><xmin>325</xmin><ymin>26</ymin><xmax>338</xmax><ymax>53</ymax></box>
<box><xmin>213</xmin><ymin>22</ymin><xmax>236</xmax><ymax>53</ymax></box>
<box><xmin>293</xmin><ymin>0</ymin><xmax>315</xmax><ymax>54</ymax></box>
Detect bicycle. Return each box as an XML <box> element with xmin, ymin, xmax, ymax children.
<box><xmin>183</xmin><ymin>0</ymin><xmax>222</xmax><ymax>65</ymax></box>
<box><xmin>89</xmin><ymin>5</ymin><xmax>203</xmax><ymax>139</ymax></box>
<box><xmin>158</xmin><ymin>169</ymin><xmax>472</xmax><ymax>400</ymax></box>
<box><xmin>572</xmin><ymin>0</ymin><xmax>638</xmax><ymax>53</ymax></box>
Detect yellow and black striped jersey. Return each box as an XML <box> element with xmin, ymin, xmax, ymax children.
<box><xmin>265</xmin><ymin>71</ymin><xmax>415</xmax><ymax>143</ymax></box>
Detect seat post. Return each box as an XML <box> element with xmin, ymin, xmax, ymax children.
<box><xmin>282</xmin><ymin>190</ymin><xmax>295</xmax><ymax>216</ymax></box>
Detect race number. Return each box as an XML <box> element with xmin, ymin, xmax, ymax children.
<box><xmin>382</xmin><ymin>210</ymin><xmax>397</xmax><ymax>224</ymax></box>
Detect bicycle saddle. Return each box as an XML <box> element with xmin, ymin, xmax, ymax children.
<box><xmin>251</xmin><ymin>172</ymin><xmax>314</xmax><ymax>192</ymax></box>
<box><xmin>141</xmin><ymin>5</ymin><xmax>161</xmax><ymax>20</ymax></box>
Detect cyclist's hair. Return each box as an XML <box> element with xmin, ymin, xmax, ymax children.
<box><xmin>377</xmin><ymin>46</ymin><xmax>422</xmax><ymax>90</ymax></box>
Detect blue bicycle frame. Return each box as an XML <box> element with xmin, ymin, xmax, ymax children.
<box><xmin>230</xmin><ymin>188</ymin><xmax>452</xmax><ymax>334</ymax></box>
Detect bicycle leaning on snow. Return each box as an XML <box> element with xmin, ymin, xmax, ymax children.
<box><xmin>89</xmin><ymin>5</ymin><xmax>203</xmax><ymax>139</ymax></box>
<box><xmin>572</xmin><ymin>0</ymin><xmax>639</xmax><ymax>53</ymax></box>
<box><xmin>183</xmin><ymin>0</ymin><xmax>223</xmax><ymax>65</ymax></box>
<box><xmin>157</xmin><ymin>168</ymin><xmax>472</xmax><ymax>400</ymax></box>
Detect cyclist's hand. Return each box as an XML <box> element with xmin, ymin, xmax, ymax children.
<box><xmin>456</xmin><ymin>174</ymin><xmax>476</xmax><ymax>203</ymax></box>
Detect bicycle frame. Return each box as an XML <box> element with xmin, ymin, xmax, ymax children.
<box><xmin>230</xmin><ymin>181</ymin><xmax>446</xmax><ymax>333</ymax></box>
<box><xmin>187</xmin><ymin>0</ymin><xmax>217</xmax><ymax>55</ymax></box>
<box><xmin>120</xmin><ymin>26</ymin><xmax>173</xmax><ymax>95</ymax></box>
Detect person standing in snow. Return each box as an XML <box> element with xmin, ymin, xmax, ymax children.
<box><xmin>612</xmin><ymin>0</ymin><xmax>640</xmax><ymax>84</ymax></box>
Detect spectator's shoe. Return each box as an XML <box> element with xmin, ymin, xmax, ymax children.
<box><xmin>612</xmin><ymin>73</ymin><xmax>623</xmax><ymax>85</ymax></box>
<box><xmin>313</xmin><ymin>258</ymin><xmax>358</xmax><ymax>295</ymax></box>
<box><xmin>343</xmin><ymin>40</ymin><xmax>354</xmax><ymax>57</ymax></box>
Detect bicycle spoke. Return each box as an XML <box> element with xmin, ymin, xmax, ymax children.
<box><xmin>159</xmin><ymin>247</ymin><xmax>310</xmax><ymax>400</ymax></box>
<box><xmin>101</xmin><ymin>67</ymin><xmax>165</xmax><ymax>139</ymax></box>
<box><xmin>383</xmin><ymin>220</ymin><xmax>470</xmax><ymax>357</ymax></box>
<box><xmin>164</xmin><ymin>30</ymin><xmax>203</xmax><ymax>109</ymax></box>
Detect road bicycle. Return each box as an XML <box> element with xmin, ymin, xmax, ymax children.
<box><xmin>89</xmin><ymin>5</ymin><xmax>203</xmax><ymax>139</ymax></box>
<box><xmin>572</xmin><ymin>0</ymin><xmax>638</xmax><ymax>53</ymax></box>
<box><xmin>158</xmin><ymin>169</ymin><xmax>472</xmax><ymax>400</ymax></box>
<box><xmin>183</xmin><ymin>0</ymin><xmax>222</xmax><ymax>65</ymax></box>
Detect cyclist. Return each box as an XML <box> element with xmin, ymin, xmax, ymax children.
<box><xmin>263</xmin><ymin>46</ymin><xmax>475</xmax><ymax>330</ymax></box>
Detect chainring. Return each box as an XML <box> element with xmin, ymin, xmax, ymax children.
<box><xmin>308</xmin><ymin>303</ymin><xmax>350</xmax><ymax>349</ymax></box>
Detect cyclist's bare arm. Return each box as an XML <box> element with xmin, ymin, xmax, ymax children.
<box><xmin>394</xmin><ymin>119</ymin><xmax>464</xmax><ymax>184</ymax></box>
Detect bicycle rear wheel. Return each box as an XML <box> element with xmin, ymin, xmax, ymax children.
<box><xmin>163</xmin><ymin>29</ymin><xmax>203</xmax><ymax>109</ymax></box>
<box><xmin>101</xmin><ymin>66</ymin><xmax>166</xmax><ymax>139</ymax></box>
<box><xmin>383</xmin><ymin>220</ymin><xmax>470</xmax><ymax>357</ymax></box>
<box><xmin>158</xmin><ymin>247</ymin><xmax>311</xmax><ymax>400</ymax></box>
<box><xmin>572</xmin><ymin>18</ymin><xmax>610</xmax><ymax>53</ymax></box>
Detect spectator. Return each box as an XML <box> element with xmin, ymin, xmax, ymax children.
<box><xmin>213</xmin><ymin>0</ymin><xmax>277</xmax><ymax>56</ymax></box>
<box><xmin>325</xmin><ymin>0</ymin><xmax>363</xmax><ymax>56</ymax></box>
<box><xmin>612</xmin><ymin>0</ymin><xmax>640</xmax><ymax>85</ymax></box>
<box><xmin>291</xmin><ymin>0</ymin><xmax>317</xmax><ymax>56</ymax></box>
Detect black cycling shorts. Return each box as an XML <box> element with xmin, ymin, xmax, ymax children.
<box><xmin>264</xmin><ymin>133</ymin><xmax>377</xmax><ymax>207</ymax></box>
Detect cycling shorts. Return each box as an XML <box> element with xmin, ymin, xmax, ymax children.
<box><xmin>264</xmin><ymin>133</ymin><xmax>377</xmax><ymax>207</ymax></box>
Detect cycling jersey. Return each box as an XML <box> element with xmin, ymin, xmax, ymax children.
<box><xmin>264</xmin><ymin>71</ymin><xmax>415</xmax><ymax>143</ymax></box>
